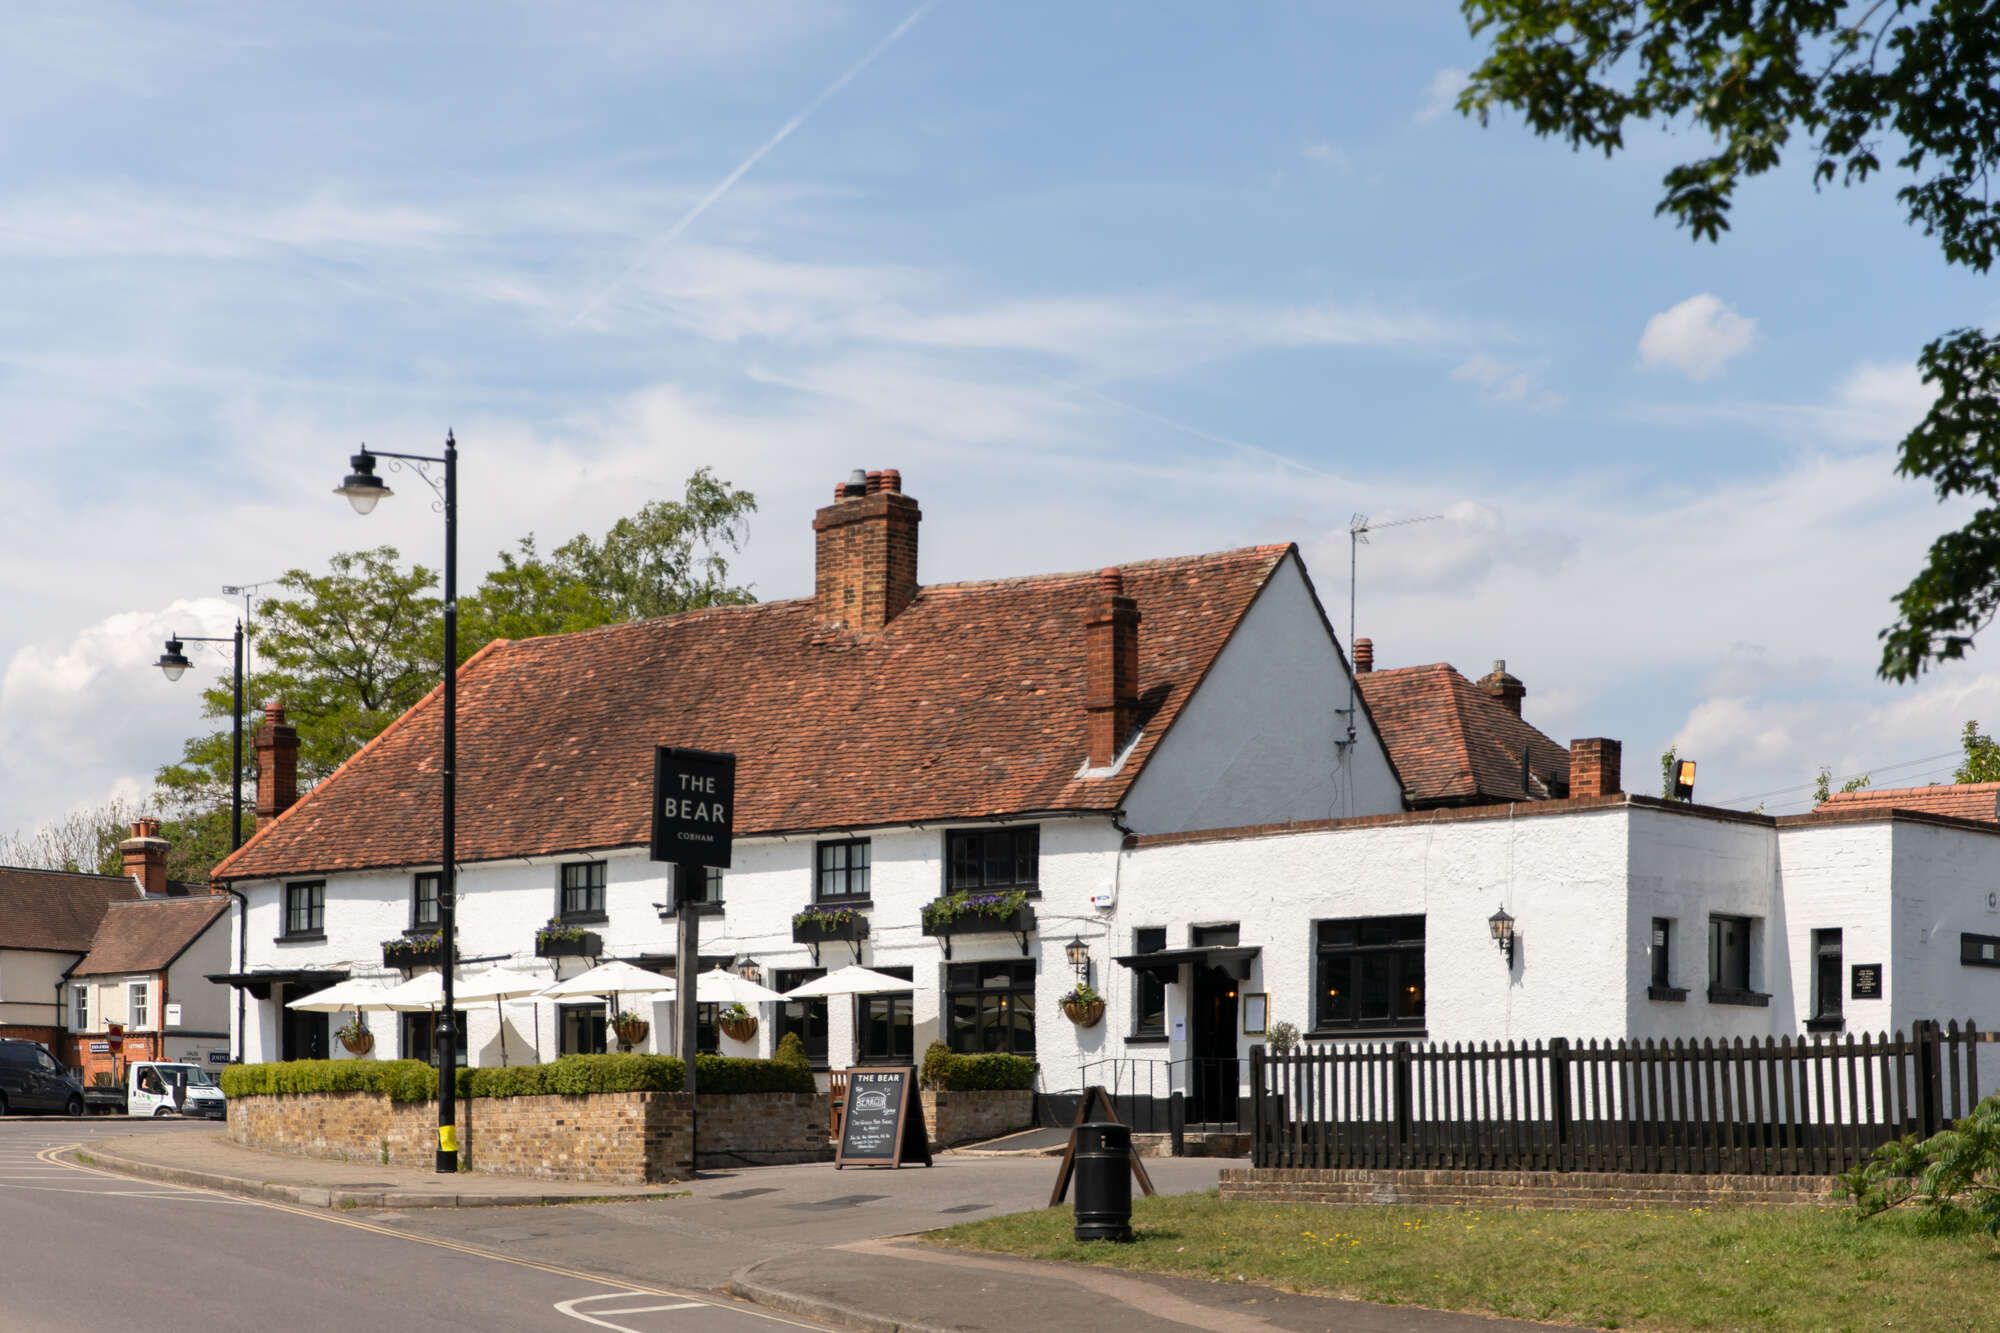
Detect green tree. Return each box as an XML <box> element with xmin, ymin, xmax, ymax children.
<box><xmin>1956</xmin><ymin>719</ymin><xmax>2000</xmax><ymax>782</ymax></box>
<box><xmin>153</xmin><ymin>471</ymin><xmax>757</xmax><ymax>875</ymax></box>
<box><xmin>1659</xmin><ymin>744</ymin><xmax>1683</xmax><ymax>800</ymax></box>
<box><xmin>0</xmin><ymin>799</ymin><xmax>137</xmax><ymax>876</ymax></box>
<box><xmin>1459</xmin><ymin>3</ymin><xmax>2000</xmax><ymax>680</ymax></box>
<box><xmin>1813</xmin><ymin>767</ymin><xmax>1873</xmax><ymax>805</ymax></box>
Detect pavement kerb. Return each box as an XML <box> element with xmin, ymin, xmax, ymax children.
<box><xmin>727</xmin><ymin>1254</ymin><xmax>948</xmax><ymax>1333</ymax></box>
<box><xmin>62</xmin><ymin>1145</ymin><xmax>660</xmax><ymax>1210</ymax></box>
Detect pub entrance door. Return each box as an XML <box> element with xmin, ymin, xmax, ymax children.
<box><xmin>1188</xmin><ymin>961</ymin><xmax>1239</xmax><ymax>1126</ymax></box>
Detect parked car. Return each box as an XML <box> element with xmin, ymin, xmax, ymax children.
<box><xmin>0</xmin><ymin>1039</ymin><xmax>85</xmax><ymax>1116</ymax></box>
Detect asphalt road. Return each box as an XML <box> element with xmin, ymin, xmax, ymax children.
<box><xmin>0</xmin><ymin>1119</ymin><xmax>823</xmax><ymax>1333</ymax></box>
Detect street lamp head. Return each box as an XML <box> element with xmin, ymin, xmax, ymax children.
<box><xmin>334</xmin><ymin>449</ymin><xmax>392</xmax><ymax>515</ymax></box>
<box><xmin>157</xmin><ymin>637</ymin><xmax>192</xmax><ymax>682</ymax></box>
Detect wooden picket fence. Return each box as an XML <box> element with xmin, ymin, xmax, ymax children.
<box><xmin>1252</xmin><ymin>1020</ymin><xmax>1994</xmax><ymax>1176</ymax></box>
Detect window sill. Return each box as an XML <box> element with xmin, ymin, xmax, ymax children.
<box><xmin>1805</xmin><ymin>1015</ymin><xmax>1845</xmax><ymax>1034</ymax></box>
<box><xmin>1305</xmin><ymin>1026</ymin><xmax>1427</xmax><ymax>1042</ymax></box>
<box><xmin>1125</xmin><ymin>1034</ymin><xmax>1169</xmax><ymax>1046</ymax></box>
<box><xmin>1647</xmin><ymin>985</ymin><xmax>1689</xmax><ymax>1003</ymax></box>
<box><xmin>404</xmin><ymin>925</ymin><xmax>442</xmax><ymax>937</ymax></box>
<box><xmin>1707</xmin><ymin>987</ymin><xmax>1772</xmax><ymax>1008</ymax></box>
<box><xmin>275</xmin><ymin>933</ymin><xmax>326</xmax><ymax>944</ymax></box>
<box><xmin>558</xmin><ymin>913</ymin><xmax>609</xmax><ymax>926</ymax></box>
<box><xmin>812</xmin><ymin>897</ymin><xmax>873</xmax><ymax>910</ymax></box>
<box><xmin>945</xmin><ymin>887</ymin><xmax>1042</xmax><ymax>900</ymax></box>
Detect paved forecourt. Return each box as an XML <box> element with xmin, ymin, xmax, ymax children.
<box><xmin>0</xmin><ymin>1118</ymin><xmax>825</xmax><ymax>1332</ymax></box>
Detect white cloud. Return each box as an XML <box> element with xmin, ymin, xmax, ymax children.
<box><xmin>1451</xmin><ymin>354</ymin><xmax>1564</xmax><ymax>409</ymax></box>
<box><xmin>1301</xmin><ymin>140</ymin><xmax>1347</xmax><ymax>167</ymax></box>
<box><xmin>1417</xmin><ymin>67</ymin><xmax>1468</xmax><ymax>122</ymax></box>
<box><xmin>1638</xmin><ymin>293</ymin><xmax>1757</xmax><ymax>381</ymax></box>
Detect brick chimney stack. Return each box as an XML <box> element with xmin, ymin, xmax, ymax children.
<box><xmin>255</xmin><ymin>701</ymin><xmax>300</xmax><ymax>820</ymax></box>
<box><xmin>1353</xmin><ymin>637</ymin><xmax>1374</xmax><ymax>674</ymax></box>
<box><xmin>1479</xmin><ymin>659</ymin><xmax>1525</xmax><ymax>716</ymax></box>
<box><xmin>1085</xmin><ymin>567</ymin><xmax>1142</xmax><ymax>769</ymax></box>
<box><xmin>813</xmin><ymin>467</ymin><xmax>921</xmax><ymax>636</ymax></box>
<box><xmin>119</xmin><ymin>818</ymin><xmax>169</xmax><ymax>895</ymax></box>
<box><xmin>1570</xmin><ymin>738</ymin><xmax>1622</xmax><ymax>799</ymax></box>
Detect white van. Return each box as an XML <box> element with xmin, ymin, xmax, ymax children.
<box><xmin>126</xmin><ymin>1062</ymin><xmax>227</xmax><ymax>1120</ymax></box>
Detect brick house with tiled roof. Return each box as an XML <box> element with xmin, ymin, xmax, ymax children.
<box><xmin>68</xmin><ymin>895</ymin><xmax>230</xmax><ymax>1085</ymax></box>
<box><xmin>1816</xmin><ymin>782</ymin><xmax>2000</xmax><ymax>823</ymax></box>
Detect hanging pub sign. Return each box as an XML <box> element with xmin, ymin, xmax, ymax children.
<box><xmin>650</xmin><ymin>747</ymin><xmax>735</xmax><ymax>869</ymax></box>
<box><xmin>835</xmin><ymin>1067</ymin><xmax>933</xmax><ymax>1169</ymax></box>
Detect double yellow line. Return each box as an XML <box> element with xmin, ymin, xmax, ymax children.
<box><xmin>43</xmin><ymin>1144</ymin><xmax>819</xmax><ymax>1329</ymax></box>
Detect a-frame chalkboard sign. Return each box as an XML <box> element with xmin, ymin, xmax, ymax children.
<box><xmin>834</xmin><ymin>1067</ymin><xmax>933</xmax><ymax>1169</ymax></box>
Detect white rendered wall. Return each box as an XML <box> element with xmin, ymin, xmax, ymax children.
<box><xmin>234</xmin><ymin>815</ymin><xmax>1125</xmax><ymax>1073</ymax></box>
<box><xmin>1121</xmin><ymin>552</ymin><xmax>1403</xmax><ymax>835</ymax></box>
<box><xmin>1886</xmin><ymin>821</ymin><xmax>2000</xmax><ymax>1030</ymax></box>
<box><xmin>165</xmin><ymin>920</ymin><xmax>231</xmax><ymax>1042</ymax></box>
<box><xmin>1768</xmin><ymin>823</ymin><xmax>1895</xmax><ymax>1036</ymax></box>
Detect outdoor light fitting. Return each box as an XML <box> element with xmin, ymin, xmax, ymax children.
<box><xmin>1065</xmin><ymin>934</ymin><xmax>1090</xmax><ymax>981</ymax></box>
<box><xmin>1488</xmin><ymin>905</ymin><xmax>1516</xmax><ymax>967</ymax></box>
<box><xmin>156</xmin><ymin>637</ymin><xmax>192</xmax><ymax>682</ymax></box>
<box><xmin>334</xmin><ymin>448</ymin><xmax>393</xmax><ymax>515</ymax></box>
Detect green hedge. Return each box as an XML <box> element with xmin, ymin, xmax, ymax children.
<box><xmin>919</xmin><ymin>1041</ymin><xmax>1037</xmax><ymax>1092</ymax></box>
<box><xmin>224</xmin><ymin>1053</ymin><xmax>814</xmax><ymax>1102</ymax></box>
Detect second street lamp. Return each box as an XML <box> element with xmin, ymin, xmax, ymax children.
<box><xmin>337</xmin><ymin>434</ymin><xmax>461</xmax><ymax>1173</ymax></box>
<box><xmin>157</xmin><ymin>623</ymin><xmax>246</xmax><ymax>852</ymax></box>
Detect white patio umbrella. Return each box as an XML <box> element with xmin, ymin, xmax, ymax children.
<box><xmin>454</xmin><ymin>968</ymin><xmax>545</xmax><ymax>1067</ymax></box>
<box><xmin>695</xmin><ymin>967</ymin><xmax>787</xmax><ymax>1005</ymax></box>
<box><xmin>374</xmin><ymin>970</ymin><xmax>479</xmax><ymax>1012</ymax></box>
<box><xmin>537</xmin><ymin>960</ymin><xmax>678</xmax><ymax>1053</ymax></box>
<box><xmin>284</xmin><ymin>978</ymin><xmax>400</xmax><ymax>1012</ymax></box>
<box><xmin>781</xmin><ymin>964</ymin><xmax>915</xmax><ymax>999</ymax></box>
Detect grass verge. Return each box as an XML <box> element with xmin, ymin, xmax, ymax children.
<box><xmin>928</xmin><ymin>1190</ymin><xmax>2000</xmax><ymax>1330</ymax></box>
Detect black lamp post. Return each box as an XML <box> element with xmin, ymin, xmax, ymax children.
<box><xmin>336</xmin><ymin>434</ymin><xmax>461</xmax><ymax>1174</ymax></box>
<box><xmin>158</xmin><ymin>624</ymin><xmax>246</xmax><ymax>852</ymax></box>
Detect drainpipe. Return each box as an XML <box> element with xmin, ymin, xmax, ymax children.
<box><xmin>215</xmin><ymin>885</ymin><xmax>249</xmax><ymax>1062</ymax></box>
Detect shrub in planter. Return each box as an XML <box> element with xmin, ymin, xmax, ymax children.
<box><xmin>918</xmin><ymin>1041</ymin><xmax>1037</xmax><ymax>1092</ymax></box>
<box><xmin>919</xmin><ymin>889</ymin><xmax>1030</xmax><ymax>931</ymax></box>
<box><xmin>534</xmin><ymin>918</ymin><xmax>601</xmax><ymax>958</ymax></box>
<box><xmin>222</xmin><ymin>1059</ymin><xmax>438</xmax><ymax>1102</ymax></box>
<box><xmin>227</xmin><ymin>1053</ymin><xmax>818</xmax><ymax>1104</ymax></box>
<box><xmin>382</xmin><ymin>932</ymin><xmax>452</xmax><ymax>968</ymax></box>
<box><xmin>774</xmin><ymin>1031</ymin><xmax>810</xmax><ymax>1069</ymax></box>
<box><xmin>1059</xmin><ymin>982</ymin><xmax>1105</xmax><ymax>1027</ymax></box>
<box><xmin>1267</xmin><ymin>1020</ymin><xmax>1300</xmax><ymax>1055</ymax></box>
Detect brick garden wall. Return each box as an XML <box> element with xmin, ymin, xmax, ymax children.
<box><xmin>1220</xmin><ymin>1167</ymin><xmax>1839</xmax><ymax>1210</ymax></box>
<box><xmin>229</xmin><ymin>1089</ymin><xmax>830</xmax><ymax>1184</ymax></box>
<box><xmin>922</xmin><ymin>1089</ymin><xmax>1033</xmax><ymax>1148</ymax></box>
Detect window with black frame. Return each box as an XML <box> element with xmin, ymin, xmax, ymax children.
<box><xmin>559</xmin><ymin>1004</ymin><xmax>607</xmax><ymax>1055</ymax></box>
<box><xmin>1313</xmin><ymin>916</ymin><xmax>1424</xmax><ymax>1033</ymax></box>
<box><xmin>1708</xmin><ymin>914</ymin><xmax>1758</xmax><ymax>1000</ymax></box>
<box><xmin>945</xmin><ymin>826</ymin><xmax>1039</xmax><ymax>893</ymax></box>
<box><xmin>1131</xmin><ymin>926</ymin><xmax>1168</xmax><ymax>1038</ymax></box>
<box><xmin>411</xmin><ymin>872</ymin><xmax>440</xmax><ymax>931</ymax></box>
<box><xmin>559</xmin><ymin>861</ymin><xmax>607</xmax><ymax>920</ymax></box>
<box><xmin>856</xmin><ymin>966</ymin><xmax>914</xmax><ymax>1064</ymax></box>
<box><xmin>775</xmin><ymin>967</ymin><xmax>828</xmax><ymax>1065</ymax></box>
<box><xmin>1810</xmin><ymin>928</ymin><xmax>1843</xmax><ymax>1027</ymax></box>
<box><xmin>815</xmin><ymin>839</ymin><xmax>871</xmax><ymax>902</ymax></box>
<box><xmin>946</xmin><ymin>960</ymin><xmax>1036</xmax><ymax>1055</ymax></box>
<box><xmin>283</xmin><ymin>881</ymin><xmax>324</xmax><ymax>938</ymax></box>
<box><xmin>399</xmin><ymin>1012</ymin><xmax>467</xmax><ymax>1066</ymax></box>
<box><xmin>695</xmin><ymin>1002</ymin><xmax>722</xmax><ymax>1054</ymax></box>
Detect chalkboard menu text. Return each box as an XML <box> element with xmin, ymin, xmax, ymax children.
<box><xmin>835</xmin><ymin>1067</ymin><xmax>932</xmax><ymax>1169</ymax></box>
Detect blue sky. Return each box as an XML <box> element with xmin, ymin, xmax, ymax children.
<box><xmin>3</xmin><ymin>0</ymin><xmax>1995</xmax><ymax>836</ymax></box>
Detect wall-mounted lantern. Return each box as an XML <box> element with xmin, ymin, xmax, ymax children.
<box><xmin>1064</xmin><ymin>934</ymin><xmax>1091</xmax><ymax>983</ymax></box>
<box><xmin>1488</xmin><ymin>905</ymin><xmax>1516</xmax><ymax>968</ymax></box>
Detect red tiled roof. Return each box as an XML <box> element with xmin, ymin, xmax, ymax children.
<box><xmin>1817</xmin><ymin>782</ymin><xmax>2000</xmax><ymax>823</ymax></box>
<box><xmin>217</xmin><ymin>545</ymin><xmax>1293</xmax><ymax>880</ymax></box>
<box><xmin>73</xmin><ymin>896</ymin><xmax>228</xmax><ymax>977</ymax></box>
<box><xmin>0</xmin><ymin>867</ymin><xmax>139</xmax><ymax>952</ymax></box>
<box><xmin>1356</xmin><ymin>664</ymin><xmax>1569</xmax><ymax>806</ymax></box>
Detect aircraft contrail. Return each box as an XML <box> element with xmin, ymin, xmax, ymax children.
<box><xmin>569</xmin><ymin>0</ymin><xmax>937</xmax><ymax>327</ymax></box>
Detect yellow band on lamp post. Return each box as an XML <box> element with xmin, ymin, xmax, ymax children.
<box><xmin>438</xmin><ymin>1125</ymin><xmax>458</xmax><ymax>1153</ymax></box>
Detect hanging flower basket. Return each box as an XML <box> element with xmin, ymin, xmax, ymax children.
<box><xmin>718</xmin><ymin>1003</ymin><xmax>759</xmax><ymax>1043</ymax></box>
<box><xmin>612</xmin><ymin>1013</ymin><xmax>651</xmax><ymax>1052</ymax></box>
<box><xmin>337</xmin><ymin>1021</ymin><xmax>375</xmax><ymax>1056</ymax></box>
<box><xmin>1061</xmin><ymin>998</ymin><xmax>1105</xmax><ymax>1027</ymax></box>
<box><xmin>1060</xmin><ymin>984</ymin><xmax>1105</xmax><ymax>1027</ymax></box>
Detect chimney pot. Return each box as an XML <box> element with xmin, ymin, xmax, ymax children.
<box><xmin>1085</xmin><ymin>567</ymin><xmax>1141</xmax><ymax>768</ymax></box>
<box><xmin>1570</xmin><ymin>738</ymin><xmax>1623</xmax><ymax>799</ymax></box>
<box><xmin>1479</xmin><ymin>660</ymin><xmax>1526</xmax><ymax>717</ymax></box>
<box><xmin>119</xmin><ymin>821</ymin><xmax>169</xmax><ymax>895</ymax></box>
<box><xmin>813</xmin><ymin>469</ymin><xmax>922</xmax><ymax>635</ymax></box>
<box><xmin>1354</xmin><ymin>637</ymin><xmax>1374</xmax><ymax>673</ymax></box>
<box><xmin>255</xmin><ymin>700</ymin><xmax>301</xmax><ymax>821</ymax></box>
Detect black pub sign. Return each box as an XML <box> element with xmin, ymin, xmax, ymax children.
<box><xmin>1850</xmin><ymin>963</ymin><xmax>1883</xmax><ymax>1001</ymax></box>
<box><xmin>650</xmin><ymin>746</ymin><xmax>735</xmax><ymax>869</ymax></box>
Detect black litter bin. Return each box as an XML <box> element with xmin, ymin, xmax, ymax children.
<box><xmin>1072</xmin><ymin>1121</ymin><xmax>1134</xmax><ymax>1243</ymax></box>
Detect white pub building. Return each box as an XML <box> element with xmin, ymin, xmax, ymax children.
<box><xmin>215</xmin><ymin>469</ymin><xmax>2000</xmax><ymax>1115</ymax></box>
